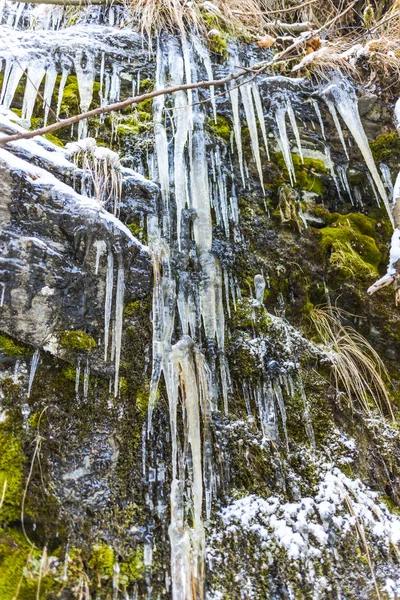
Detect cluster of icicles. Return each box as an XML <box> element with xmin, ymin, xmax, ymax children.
<box><xmin>0</xmin><ymin>2</ymin><xmax>398</xmax><ymax>597</ymax></box>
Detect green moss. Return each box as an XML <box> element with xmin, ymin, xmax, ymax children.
<box><xmin>329</xmin><ymin>241</ymin><xmax>377</xmax><ymax>278</ymax></box>
<box><xmin>0</xmin><ymin>429</ymin><xmax>24</xmax><ymax>523</ymax></box>
<box><xmin>136</xmin><ymin>385</ymin><xmax>151</xmax><ymax>415</ymax></box>
<box><xmin>137</xmin><ymin>98</ymin><xmax>153</xmax><ymax>115</ymax></box>
<box><xmin>88</xmin><ymin>543</ymin><xmax>115</xmax><ymax>579</ymax></box>
<box><xmin>274</xmin><ymin>153</ymin><xmax>327</xmax><ymax>195</ymax></box>
<box><xmin>208</xmin><ymin>31</ymin><xmax>229</xmax><ymax>56</ymax></box>
<box><xmin>369</xmin><ymin>132</ymin><xmax>400</xmax><ymax>163</ymax></box>
<box><xmin>58</xmin><ymin>330</ymin><xmax>96</xmax><ymax>352</ymax></box>
<box><xmin>0</xmin><ymin>333</ymin><xmax>32</xmax><ymax>357</ymax></box>
<box><xmin>59</xmin><ymin>77</ymin><xmax>100</xmax><ymax>117</ymax></box>
<box><xmin>116</xmin><ymin>111</ymin><xmax>152</xmax><ymax>139</ymax></box>
<box><xmin>320</xmin><ymin>226</ymin><xmax>382</xmax><ymax>270</ymax></box>
<box><xmin>120</xmin><ymin>547</ymin><xmax>144</xmax><ymax>584</ymax></box>
<box><xmin>43</xmin><ymin>133</ymin><xmax>64</xmax><ymax>147</ymax></box>
<box><xmin>0</xmin><ymin>530</ymin><xmax>41</xmax><ymax>599</ymax></box>
<box><xmin>124</xmin><ymin>300</ymin><xmax>141</xmax><ymax>317</ymax></box>
<box><xmin>207</xmin><ymin>116</ymin><xmax>231</xmax><ymax>142</ymax></box>
<box><xmin>61</xmin><ymin>364</ymin><xmax>77</xmax><ymax>382</ymax></box>
<box><xmin>139</xmin><ymin>79</ymin><xmax>154</xmax><ymax>93</ymax></box>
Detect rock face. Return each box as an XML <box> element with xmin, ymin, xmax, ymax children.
<box><xmin>1</xmin><ymin>9</ymin><xmax>400</xmax><ymax>600</ymax></box>
<box><xmin>0</xmin><ymin>121</ymin><xmax>152</xmax><ymax>362</ymax></box>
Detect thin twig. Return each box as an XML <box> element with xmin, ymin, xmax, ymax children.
<box><xmin>233</xmin><ymin>0</ymin><xmax>318</xmax><ymax>16</ymax></box>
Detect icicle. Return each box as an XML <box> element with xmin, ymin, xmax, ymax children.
<box><xmin>104</xmin><ymin>251</ymin><xmax>114</xmax><ymax>361</ymax></box>
<box><xmin>275</xmin><ymin>101</ymin><xmax>295</xmax><ymax>185</ymax></box>
<box><xmin>112</xmin><ymin>563</ymin><xmax>120</xmax><ymax>600</ymax></box>
<box><xmin>0</xmin><ymin>59</ymin><xmax>12</xmax><ymax>104</ymax></box>
<box><xmin>223</xmin><ymin>268</ymin><xmax>231</xmax><ymax>319</ymax></box>
<box><xmin>114</xmin><ymin>258</ymin><xmax>124</xmax><ymax>397</ymax></box>
<box><xmin>42</xmin><ymin>65</ymin><xmax>57</xmax><ymax>127</ymax></box>
<box><xmin>153</xmin><ymin>40</ymin><xmax>170</xmax><ymax>223</ymax></box>
<box><xmin>380</xmin><ymin>163</ymin><xmax>394</xmax><ymax>195</ymax></box>
<box><xmin>27</xmin><ymin>348</ymin><xmax>40</xmax><ymax>398</ymax></box>
<box><xmin>192</xmin><ymin>34</ymin><xmax>216</xmax><ymax>122</ymax></box>
<box><xmin>251</xmin><ymin>81</ymin><xmax>270</xmax><ymax>160</ymax></box>
<box><xmin>230</xmin><ymin>84</ymin><xmax>245</xmax><ymax>185</ymax></box>
<box><xmin>2</xmin><ymin>60</ymin><xmax>25</xmax><ymax>109</ymax></box>
<box><xmin>298</xmin><ymin>372</ymin><xmax>316</xmax><ymax>448</ymax></box>
<box><xmin>311</xmin><ymin>99</ymin><xmax>326</xmax><ymax>140</ymax></box>
<box><xmin>99</xmin><ymin>52</ymin><xmax>105</xmax><ymax>106</ymax></box>
<box><xmin>0</xmin><ymin>283</ymin><xmax>4</xmax><ymax>307</ymax></box>
<box><xmin>21</xmin><ymin>62</ymin><xmax>46</xmax><ymax>125</ymax></box>
<box><xmin>74</xmin><ymin>50</ymin><xmax>94</xmax><ymax>139</ymax></box>
<box><xmin>337</xmin><ymin>165</ymin><xmax>354</xmax><ymax>205</ymax></box>
<box><xmin>254</xmin><ymin>274</ymin><xmax>265</xmax><ymax>305</ymax></box>
<box><xmin>191</xmin><ymin>108</ymin><xmax>212</xmax><ymax>254</ymax></box>
<box><xmin>83</xmin><ymin>358</ymin><xmax>89</xmax><ymax>399</ymax></box>
<box><xmin>256</xmin><ymin>382</ymin><xmax>278</xmax><ymax>441</ymax></box>
<box><xmin>240</xmin><ymin>81</ymin><xmax>265</xmax><ymax>194</ymax></box>
<box><xmin>94</xmin><ymin>240</ymin><xmax>107</xmax><ymax>275</ymax></box>
<box><xmin>56</xmin><ymin>68</ymin><xmax>69</xmax><ymax>118</ymax></box>
<box><xmin>324</xmin><ymin>145</ymin><xmax>341</xmax><ymax>198</ymax></box>
<box><xmin>169</xmin><ymin>38</ymin><xmax>190</xmax><ymax>250</ymax></box>
<box><xmin>325</xmin><ymin>99</ymin><xmax>349</xmax><ymax>159</ymax></box>
<box><xmin>366</xmin><ymin>172</ymin><xmax>381</xmax><ymax>207</ymax></box>
<box><xmin>13</xmin><ymin>2</ymin><xmax>24</xmax><ymax>29</ymax></box>
<box><xmin>327</xmin><ymin>82</ymin><xmax>393</xmax><ymax>226</ymax></box>
<box><xmin>274</xmin><ymin>380</ymin><xmax>288</xmax><ymax>451</ymax></box>
<box><xmin>287</xmin><ymin>99</ymin><xmax>304</xmax><ymax>164</ymax></box>
<box><xmin>75</xmin><ymin>358</ymin><xmax>81</xmax><ymax>399</ymax></box>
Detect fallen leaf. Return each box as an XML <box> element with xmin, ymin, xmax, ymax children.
<box><xmin>257</xmin><ymin>35</ymin><xmax>276</xmax><ymax>49</ymax></box>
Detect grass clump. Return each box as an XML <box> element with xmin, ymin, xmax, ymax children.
<box><xmin>310</xmin><ymin>307</ymin><xmax>394</xmax><ymax>421</ymax></box>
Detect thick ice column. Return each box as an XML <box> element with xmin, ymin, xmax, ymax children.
<box><xmin>56</xmin><ymin>68</ymin><xmax>69</xmax><ymax>118</ymax></box>
<box><xmin>153</xmin><ymin>40</ymin><xmax>170</xmax><ymax>227</ymax></box>
<box><xmin>74</xmin><ymin>50</ymin><xmax>95</xmax><ymax>139</ymax></box>
<box><xmin>287</xmin><ymin>99</ymin><xmax>304</xmax><ymax>164</ymax></box>
<box><xmin>240</xmin><ymin>81</ymin><xmax>265</xmax><ymax>194</ymax></box>
<box><xmin>43</xmin><ymin>65</ymin><xmax>57</xmax><ymax>127</ymax></box>
<box><xmin>104</xmin><ymin>250</ymin><xmax>114</xmax><ymax>361</ymax></box>
<box><xmin>254</xmin><ymin>274</ymin><xmax>266</xmax><ymax>305</ymax></box>
<box><xmin>169</xmin><ymin>38</ymin><xmax>190</xmax><ymax>250</ymax></box>
<box><xmin>2</xmin><ymin>61</ymin><xmax>25</xmax><ymax>109</ymax></box>
<box><xmin>114</xmin><ymin>257</ymin><xmax>124</xmax><ymax>396</ymax></box>
<box><xmin>191</xmin><ymin>109</ymin><xmax>212</xmax><ymax>254</ymax></box>
<box><xmin>274</xmin><ymin>101</ymin><xmax>295</xmax><ymax>185</ymax></box>
<box><xmin>21</xmin><ymin>62</ymin><xmax>46</xmax><ymax>125</ymax></box>
<box><xmin>252</xmin><ymin>81</ymin><xmax>270</xmax><ymax>160</ymax></box>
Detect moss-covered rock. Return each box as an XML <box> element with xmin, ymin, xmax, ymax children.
<box><xmin>58</xmin><ymin>330</ymin><xmax>97</xmax><ymax>352</ymax></box>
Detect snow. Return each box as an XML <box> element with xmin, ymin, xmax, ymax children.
<box><xmin>219</xmin><ymin>466</ymin><xmax>400</xmax><ymax>566</ymax></box>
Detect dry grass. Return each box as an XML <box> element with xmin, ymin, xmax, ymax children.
<box><xmin>128</xmin><ymin>0</ymin><xmax>268</xmax><ymax>38</ymax></box>
<box><xmin>310</xmin><ymin>307</ymin><xmax>394</xmax><ymax>421</ymax></box>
